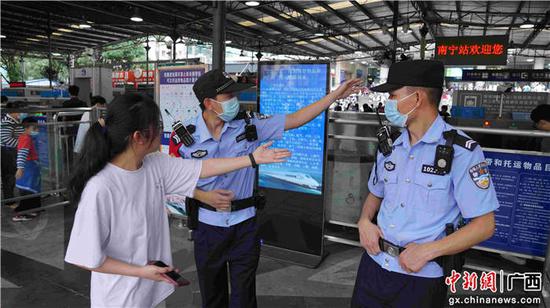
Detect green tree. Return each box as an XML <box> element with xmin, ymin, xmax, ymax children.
<box><xmin>1</xmin><ymin>54</ymin><xmax>23</xmax><ymax>82</ymax></box>
<box><xmin>102</xmin><ymin>40</ymin><xmax>146</xmax><ymax>64</ymax></box>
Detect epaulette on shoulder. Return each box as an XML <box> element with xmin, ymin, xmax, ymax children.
<box><xmin>444</xmin><ymin>130</ymin><xmax>478</xmax><ymax>151</ymax></box>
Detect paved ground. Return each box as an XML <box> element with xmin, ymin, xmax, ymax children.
<box><xmin>1</xmin><ymin>203</ymin><xmax>545</xmax><ymax>308</ymax></box>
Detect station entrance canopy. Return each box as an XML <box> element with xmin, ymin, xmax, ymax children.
<box><xmin>1</xmin><ymin>1</ymin><xmax>549</xmax><ymax>59</ymax></box>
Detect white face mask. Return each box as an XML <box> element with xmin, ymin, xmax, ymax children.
<box><xmin>213</xmin><ymin>97</ymin><xmax>240</xmax><ymax>122</ymax></box>
<box><xmin>384</xmin><ymin>92</ymin><xmax>418</xmax><ymax>127</ymax></box>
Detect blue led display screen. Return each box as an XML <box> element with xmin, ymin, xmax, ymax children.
<box><xmin>258</xmin><ymin>63</ymin><xmax>329</xmax><ymax>195</ymax></box>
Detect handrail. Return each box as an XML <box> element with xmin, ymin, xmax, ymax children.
<box><xmin>1</xmin><ymin>107</ymin><xmax>96</xmax><ymax>113</ymax></box>
<box><xmin>329</xmin><ymin>118</ymin><xmax>550</xmax><ymax>138</ymax></box>
<box><xmin>1</xmin><ymin>188</ymin><xmax>67</xmax><ymax>204</ymax></box>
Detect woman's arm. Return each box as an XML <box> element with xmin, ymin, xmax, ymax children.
<box><xmin>199</xmin><ymin>141</ymin><xmax>290</xmax><ymax>178</ymax></box>
<box><xmin>75</xmin><ymin>256</ymin><xmax>175</xmax><ymax>284</ymax></box>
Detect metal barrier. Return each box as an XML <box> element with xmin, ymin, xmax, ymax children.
<box><xmin>325</xmin><ymin>112</ymin><xmax>550</xmax><ymax>264</ymax></box>
<box><xmin>1</xmin><ymin>107</ymin><xmax>103</xmax><ymax>215</ymax></box>
<box><xmin>329</xmin><ymin>117</ymin><xmax>550</xmax><ymax>138</ymax></box>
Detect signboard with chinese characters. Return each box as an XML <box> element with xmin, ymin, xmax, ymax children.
<box><xmin>453</xmin><ymin>90</ymin><xmax>550</xmax><ymax>119</ymax></box>
<box><xmin>478</xmin><ymin>150</ymin><xmax>550</xmax><ymax>258</ymax></box>
<box><xmin>112</xmin><ymin>69</ymin><xmax>155</xmax><ymax>87</ymax></box>
<box><xmin>462</xmin><ymin>69</ymin><xmax>550</xmax><ymax>82</ymax></box>
<box><xmin>435</xmin><ymin>36</ymin><xmax>508</xmax><ymax>65</ymax></box>
<box><xmin>155</xmin><ymin>64</ymin><xmax>206</xmax><ymax>153</ymax></box>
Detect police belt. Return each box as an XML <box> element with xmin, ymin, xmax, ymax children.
<box><xmin>196</xmin><ymin>195</ymin><xmax>265</xmax><ymax>212</ymax></box>
<box><xmin>378</xmin><ymin>238</ymin><xmax>443</xmax><ymax>267</ymax></box>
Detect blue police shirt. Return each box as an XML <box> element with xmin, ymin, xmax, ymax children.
<box><xmin>179</xmin><ymin>113</ymin><xmax>285</xmax><ymax>227</ymax></box>
<box><xmin>367</xmin><ymin>116</ymin><xmax>500</xmax><ymax>278</ymax></box>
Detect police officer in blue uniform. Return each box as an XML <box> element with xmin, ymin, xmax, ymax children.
<box><xmin>352</xmin><ymin>60</ymin><xmax>500</xmax><ymax>307</ymax></box>
<box><xmin>178</xmin><ymin>70</ymin><xmax>361</xmax><ymax>308</ymax></box>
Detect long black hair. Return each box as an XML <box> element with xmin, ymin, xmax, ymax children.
<box><xmin>68</xmin><ymin>93</ymin><xmax>161</xmax><ymax>204</ymax></box>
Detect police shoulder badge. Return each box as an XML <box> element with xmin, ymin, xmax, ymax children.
<box><xmin>191</xmin><ymin>149</ymin><xmax>208</xmax><ymax>159</ymax></box>
<box><xmin>384</xmin><ymin>161</ymin><xmax>396</xmax><ymax>172</ymax></box>
<box><xmin>469</xmin><ymin>161</ymin><xmax>490</xmax><ymax>189</ymax></box>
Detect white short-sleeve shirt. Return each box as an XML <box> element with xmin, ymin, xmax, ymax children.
<box><xmin>65</xmin><ymin>152</ymin><xmax>202</xmax><ymax>308</ymax></box>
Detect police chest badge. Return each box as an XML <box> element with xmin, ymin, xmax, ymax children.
<box><xmin>469</xmin><ymin>161</ymin><xmax>490</xmax><ymax>189</ymax></box>
<box><xmin>191</xmin><ymin>150</ymin><xmax>208</xmax><ymax>159</ymax></box>
<box><xmin>384</xmin><ymin>161</ymin><xmax>396</xmax><ymax>172</ymax></box>
<box><xmin>254</xmin><ymin>112</ymin><xmax>272</xmax><ymax>120</ymax></box>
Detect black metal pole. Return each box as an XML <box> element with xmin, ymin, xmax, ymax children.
<box><xmin>212</xmin><ymin>1</ymin><xmax>226</xmax><ymax>70</ymax></box>
<box><xmin>48</xmin><ymin>13</ymin><xmax>53</xmax><ymax>88</ymax></box>
<box><xmin>391</xmin><ymin>1</ymin><xmax>398</xmax><ymax>63</ymax></box>
<box><xmin>145</xmin><ymin>34</ymin><xmax>150</xmax><ymax>88</ymax></box>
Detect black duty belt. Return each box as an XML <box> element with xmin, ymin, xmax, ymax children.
<box><xmin>197</xmin><ymin>194</ymin><xmax>265</xmax><ymax>212</ymax></box>
<box><xmin>378</xmin><ymin>238</ymin><xmax>443</xmax><ymax>267</ymax></box>
<box><xmin>379</xmin><ymin>238</ymin><xmax>405</xmax><ymax>257</ymax></box>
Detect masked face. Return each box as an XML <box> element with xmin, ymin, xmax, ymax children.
<box><xmin>18</xmin><ymin>113</ymin><xmax>28</xmax><ymax>121</ymax></box>
<box><xmin>212</xmin><ymin>97</ymin><xmax>240</xmax><ymax>122</ymax></box>
<box><xmin>384</xmin><ymin>92</ymin><xmax>419</xmax><ymax>128</ymax></box>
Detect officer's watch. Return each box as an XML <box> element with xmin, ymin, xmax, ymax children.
<box><xmin>249</xmin><ymin>153</ymin><xmax>258</xmax><ymax>168</ymax></box>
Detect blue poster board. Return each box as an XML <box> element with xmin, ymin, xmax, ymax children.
<box><xmin>479</xmin><ymin>150</ymin><xmax>550</xmax><ymax>258</ymax></box>
<box><xmin>257</xmin><ymin>62</ymin><xmax>329</xmax><ymax>263</ymax></box>
<box><xmin>258</xmin><ymin>63</ymin><xmax>328</xmax><ymax>195</ymax></box>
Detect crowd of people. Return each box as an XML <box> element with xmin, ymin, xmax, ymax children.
<box><xmin>1</xmin><ymin>85</ymin><xmax>106</xmax><ymax>222</ymax></box>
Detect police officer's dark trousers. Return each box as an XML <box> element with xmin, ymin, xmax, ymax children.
<box><xmin>194</xmin><ymin>217</ymin><xmax>260</xmax><ymax>308</ymax></box>
<box><xmin>1</xmin><ymin>147</ymin><xmax>17</xmax><ymax>201</ymax></box>
<box><xmin>351</xmin><ymin>252</ymin><xmax>447</xmax><ymax>308</ymax></box>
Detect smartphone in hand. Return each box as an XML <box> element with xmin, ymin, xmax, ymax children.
<box><xmin>149</xmin><ymin>260</ymin><xmax>190</xmax><ymax>287</ymax></box>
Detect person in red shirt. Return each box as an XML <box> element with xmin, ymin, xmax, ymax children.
<box><xmin>13</xmin><ymin>117</ymin><xmax>42</xmax><ymax>222</ymax></box>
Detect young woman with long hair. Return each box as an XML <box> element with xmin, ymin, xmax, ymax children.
<box><xmin>64</xmin><ymin>93</ymin><xmax>289</xmax><ymax>307</ymax></box>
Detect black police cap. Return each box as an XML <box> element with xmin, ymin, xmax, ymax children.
<box><xmin>193</xmin><ymin>69</ymin><xmax>254</xmax><ymax>104</ymax></box>
<box><xmin>370</xmin><ymin>60</ymin><xmax>444</xmax><ymax>93</ymax></box>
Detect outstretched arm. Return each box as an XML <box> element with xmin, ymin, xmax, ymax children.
<box><xmin>284</xmin><ymin>79</ymin><xmax>362</xmax><ymax>130</ymax></box>
<box><xmin>199</xmin><ymin>141</ymin><xmax>290</xmax><ymax>178</ymax></box>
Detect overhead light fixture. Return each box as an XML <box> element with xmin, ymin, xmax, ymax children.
<box><xmin>520</xmin><ymin>23</ymin><xmax>534</xmax><ymax>29</ymax></box>
<box><xmin>52</xmin><ymin>32</ymin><xmax>62</xmax><ymax>36</ymax></box>
<box><xmin>314</xmin><ymin>25</ymin><xmax>324</xmax><ymax>37</ymax></box>
<box><xmin>350</xmin><ymin>61</ymin><xmax>355</xmax><ymax>64</ymax></box>
<box><xmin>225</xmin><ymin>40</ymin><xmax>232</xmax><ymax>44</ymax></box>
<box><xmin>52</xmin><ymin>52</ymin><xmax>62</xmax><ymax>56</ymax></box>
<box><xmin>58</xmin><ymin>28</ymin><xmax>73</xmax><ymax>33</ymax></box>
<box><xmin>27</xmin><ymin>37</ymin><xmax>40</xmax><ymax>42</ymax></box>
<box><xmin>354</xmin><ymin>50</ymin><xmax>362</xmax><ymax>55</ymax></box>
<box><xmin>526</xmin><ymin>58</ymin><xmax>534</xmax><ymax>62</ymax></box>
<box><xmin>131</xmin><ymin>8</ymin><xmax>143</xmax><ymax>22</ymax></box>
<box><xmin>245</xmin><ymin>1</ymin><xmax>260</xmax><ymax>7</ymax></box>
<box><xmin>361</xmin><ymin>61</ymin><xmax>367</xmax><ymax>64</ymax></box>
<box><xmin>0</xmin><ymin>34</ymin><xmax>5</xmax><ymax>39</ymax></box>
<box><xmin>78</xmin><ymin>16</ymin><xmax>92</xmax><ymax>29</ymax></box>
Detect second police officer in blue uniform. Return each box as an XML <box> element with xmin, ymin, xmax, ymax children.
<box><xmin>352</xmin><ymin>60</ymin><xmax>500</xmax><ymax>307</ymax></box>
<box><xmin>175</xmin><ymin>69</ymin><xmax>361</xmax><ymax>308</ymax></box>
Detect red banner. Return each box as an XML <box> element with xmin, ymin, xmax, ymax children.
<box><xmin>112</xmin><ymin>69</ymin><xmax>155</xmax><ymax>87</ymax></box>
